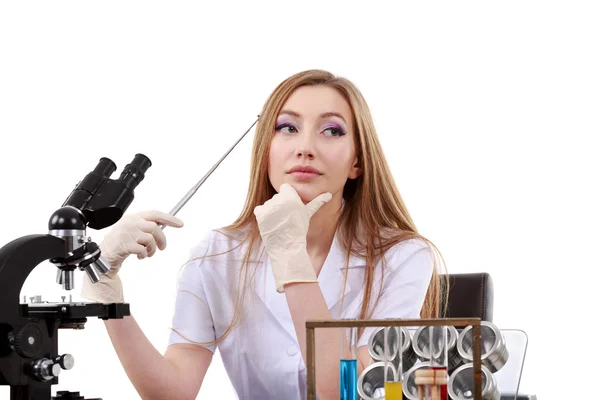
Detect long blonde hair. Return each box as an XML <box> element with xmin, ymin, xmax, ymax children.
<box><xmin>173</xmin><ymin>69</ymin><xmax>448</xmax><ymax>346</ymax></box>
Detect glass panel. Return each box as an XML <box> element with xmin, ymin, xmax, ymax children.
<box><xmin>494</xmin><ymin>329</ymin><xmax>528</xmax><ymax>399</ymax></box>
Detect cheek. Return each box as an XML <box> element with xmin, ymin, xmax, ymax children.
<box><xmin>268</xmin><ymin>141</ymin><xmax>281</xmax><ymax>170</ymax></box>
<box><xmin>268</xmin><ymin>139</ymin><xmax>288</xmax><ymax>179</ymax></box>
<box><xmin>323</xmin><ymin>145</ymin><xmax>355</xmax><ymax>173</ymax></box>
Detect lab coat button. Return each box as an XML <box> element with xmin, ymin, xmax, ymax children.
<box><xmin>287</xmin><ymin>346</ymin><xmax>298</xmax><ymax>356</ymax></box>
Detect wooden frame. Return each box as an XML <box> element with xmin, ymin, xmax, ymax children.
<box><xmin>305</xmin><ymin>318</ymin><xmax>482</xmax><ymax>400</ymax></box>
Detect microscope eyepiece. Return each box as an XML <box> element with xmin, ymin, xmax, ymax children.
<box><xmin>93</xmin><ymin>157</ymin><xmax>117</xmax><ymax>178</ymax></box>
<box><xmin>61</xmin><ymin>157</ymin><xmax>119</xmax><ymax>211</ymax></box>
<box><xmin>56</xmin><ymin>154</ymin><xmax>152</xmax><ymax>230</ymax></box>
<box><xmin>117</xmin><ymin>154</ymin><xmax>151</xmax><ymax>191</ymax></box>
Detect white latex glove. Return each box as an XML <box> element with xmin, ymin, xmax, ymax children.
<box><xmin>253</xmin><ymin>183</ymin><xmax>332</xmax><ymax>293</ymax></box>
<box><xmin>80</xmin><ymin>210</ymin><xmax>184</xmax><ymax>303</ymax></box>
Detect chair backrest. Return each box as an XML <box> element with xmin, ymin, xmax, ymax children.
<box><xmin>443</xmin><ymin>273</ymin><xmax>494</xmax><ymax>321</ymax></box>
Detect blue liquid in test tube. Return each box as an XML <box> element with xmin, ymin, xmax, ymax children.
<box><xmin>339</xmin><ymin>359</ymin><xmax>357</xmax><ymax>400</ymax></box>
<box><xmin>339</xmin><ymin>324</ymin><xmax>358</xmax><ymax>400</ymax></box>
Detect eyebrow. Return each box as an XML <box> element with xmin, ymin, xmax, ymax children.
<box><xmin>279</xmin><ymin>109</ymin><xmax>347</xmax><ymax>124</ymax></box>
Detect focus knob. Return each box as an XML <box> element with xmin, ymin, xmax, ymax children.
<box><xmin>32</xmin><ymin>358</ymin><xmax>61</xmax><ymax>381</ymax></box>
<box><xmin>12</xmin><ymin>323</ymin><xmax>44</xmax><ymax>358</ymax></box>
<box><xmin>54</xmin><ymin>354</ymin><xmax>75</xmax><ymax>370</ymax></box>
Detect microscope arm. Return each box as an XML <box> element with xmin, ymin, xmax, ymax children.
<box><xmin>0</xmin><ymin>234</ymin><xmax>65</xmax><ymax>322</ymax></box>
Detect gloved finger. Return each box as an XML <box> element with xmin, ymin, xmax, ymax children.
<box><xmin>134</xmin><ymin>232</ymin><xmax>158</xmax><ymax>257</ymax></box>
<box><xmin>262</xmin><ymin>197</ymin><xmax>275</xmax><ymax>207</ymax></box>
<box><xmin>254</xmin><ymin>199</ymin><xmax>276</xmax><ymax>220</ymax></box>
<box><xmin>151</xmin><ymin>223</ymin><xmax>168</xmax><ymax>250</ymax></box>
<box><xmin>136</xmin><ymin>231</ymin><xmax>155</xmax><ymax>247</ymax></box>
<box><xmin>123</xmin><ymin>241</ymin><xmax>148</xmax><ymax>259</ymax></box>
<box><xmin>139</xmin><ymin>210</ymin><xmax>184</xmax><ymax>228</ymax></box>
<box><xmin>279</xmin><ymin>183</ymin><xmax>295</xmax><ymax>193</ymax></box>
<box><xmin>135</xmin><ymin>219</ymin><xmax>168</xmax><ymax>250</ymax></box>
<box><xmin>146</xmin><ymin>240</ymin><xmax>158</xmax><ymax>257</ymax></box>
<box><xmin>279</xmin><ymin>183</ymin><xmax>301</xmax><ymax>201</ymax></box>
<box><xmin>306</xmin><ymin>192</ymin><xmax>332</xmax><ymax>217</ymax></box>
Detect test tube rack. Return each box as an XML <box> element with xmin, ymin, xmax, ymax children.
<box><xmin>305</xmin><ymin>318</ymin><xmax>483</xmax><ymax>400</ymax></box>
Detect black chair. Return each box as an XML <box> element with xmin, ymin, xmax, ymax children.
<box><xmin>443</xmin><ymin>272</ymin><xmax>537</xmax><ymax>400</ymax></box>
<box><xmin>443</xmin><ymin>272</ymin><xmax>494</xmax><ymax>321</ymax></box>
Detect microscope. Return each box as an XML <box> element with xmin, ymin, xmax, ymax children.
<box><xmin>0</xmin><ymin>154</ymin><xmax>152</xmax><ymax>400</ymax></box>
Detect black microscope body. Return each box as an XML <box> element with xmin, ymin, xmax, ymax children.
<box><xmin>0</xmin><ymin>154</ymin><xmax>152</xmax><ymax>400</ymax></box>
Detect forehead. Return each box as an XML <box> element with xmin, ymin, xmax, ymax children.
<box><xmin>279</xmin><ymin>85</ymin><xmax>352</xmax><ymax>121</ymax></box>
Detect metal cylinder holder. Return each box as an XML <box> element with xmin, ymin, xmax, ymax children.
<box><xmin>357</xmin><ymin>361</ymin><xmax>396</xmax><ymax>400</ymax></box>
<box><xmin>411</xmin><ymin>325</ymin><xmax>462</xmax><ymax>372</ymax></box>
<box><xmin>448</xmin><ymin>363</ymin><xmax>500</xmax><ymax>400</ymax></box>
<box><xmin>401</xmin><ymin>361</ymin><xmax>433</xmax><ymax>400</ymax></box>
<box><xmin>456</xmin><ymin>322</ymin><xmax>508</xmax><ymax>373</ymax></box>
<box><xmin>367</xmin><ymin>326</ymin><xmax>417</xmax><ymax>373</ymax></box>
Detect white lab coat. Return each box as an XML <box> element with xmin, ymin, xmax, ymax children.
<box><xmin>168</xmin><ymin>228</ymin><xmax>434</xmax><ymax>399</ymax></box>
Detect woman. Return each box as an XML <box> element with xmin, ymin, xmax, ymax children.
<box><xmin>81</xmin><ymin>69</ymin><xmax>446</xmax><ymax>400</ymax></box>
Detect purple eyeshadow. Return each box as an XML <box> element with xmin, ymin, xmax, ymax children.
<box><xmin>324</xmin><ymin>124</ymin><xmax>345</xmax><ymax>134</ymax></box>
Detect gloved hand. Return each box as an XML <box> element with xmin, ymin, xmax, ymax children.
<box><xmin>80</xmin><ymin>210</ymin><xmax>184</xmax><ymax>303</ymax></box>
<box><xmin>253</xmin><ymin>183</ymin><xmax>332</xmax><ymax>293</ymax></box>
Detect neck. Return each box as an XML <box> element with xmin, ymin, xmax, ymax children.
<box><xmin>306</xmin><ymin>195</ymin><xmax>343</xmax><ymax>261</ymax></box>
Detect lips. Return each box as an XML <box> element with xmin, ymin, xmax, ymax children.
<box><xmin>287</xmin><ymin>165</ymin><xmax>322</xmax><ymax>175</ymax></box>
<box><xmin>287</xmin><ymin>165</ymin><xmax>322</xmax><ymax>181</ymax></box>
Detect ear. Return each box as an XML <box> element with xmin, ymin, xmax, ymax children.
<box><xmin>348</xmin><ymin>157</ymin><xmax>362</xmax><ymax>179</ymax></box>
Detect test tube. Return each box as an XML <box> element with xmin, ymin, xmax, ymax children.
<box><xmin>383</xmin><ymin>327</ymin><xmax>403</xmax><ymax>399</ymax></box>
<box><xmin>428</xmin><ymin>326</ymin><xmax>449</xmax><ymax>400</ymax></box>
<box><xmin>339</xmin><ymin>326</ymin><xmax>358</xmax><ymax>400</ymax></box>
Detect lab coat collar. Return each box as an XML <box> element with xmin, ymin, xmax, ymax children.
<box><xmin>255</xmin><ymin>228</ymin><xmax>366</xmax><ymax>343</ymax></box>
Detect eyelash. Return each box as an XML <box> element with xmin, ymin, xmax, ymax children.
<box><xmin>275</xmin><ymin>123</ymin><xmax>346</xmax><ymax>137</ymax></box>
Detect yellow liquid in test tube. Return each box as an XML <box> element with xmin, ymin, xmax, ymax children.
<box><xmin>384</xmin><ymin>381</ymin><xmax>402</xmax><ymax>399</ymax></box>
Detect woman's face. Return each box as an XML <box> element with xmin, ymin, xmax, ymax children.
<box><xmin>268</xmin><ymin>85</ymin><xmax>361</xmax><ymax>205</ymax></box>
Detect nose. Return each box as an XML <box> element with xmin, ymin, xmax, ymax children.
<box><xmin>296</xmin><ymin>148</ymin><xmax>314</xmax><ymax>160</ymax></box>
<box><xmin>295</xmin><ymin>132</ymin><xmax>316</xmax><ymax>160</ymax></box>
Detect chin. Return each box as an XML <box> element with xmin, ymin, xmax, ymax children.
<box><xmin>272</xmin><ymin>177</ymin><xmax>333</xmax><ymax>204</ymax></box>
<box><xmin>289</xmin><ymin>184</ymin><xmax>324</xmax><ymax>204</ymax></box>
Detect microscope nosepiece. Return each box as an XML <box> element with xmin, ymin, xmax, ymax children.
<box><xmin>91</xmin><ymin>257</ymin><xmax>111</xmax><ymax>274</ymax></box>
<box><xmin>57</xmin><ymin>269</ymin><xmax>64</xmax><ymax>285</ymax></box>
<box><xmin>84</xmin><ymin>264</ymin><xmax>101</xmax><ymax>284</ymax></box>
<box><xmin>62</xmin><ymin>270</ymin><xmax>75</xmax><ymax>291</ymax></box>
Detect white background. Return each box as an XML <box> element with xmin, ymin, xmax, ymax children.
<box><xmin>1</xmin><ymin>1</ymin><xmax>598</xmax><ymax>399</ymax></box>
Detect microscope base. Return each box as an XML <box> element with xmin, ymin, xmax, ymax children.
<box><xmin>3</xmin><ymin>301</ymin><xmax>129</xmax><ymax>400</ymax></box>
<box><xmin>52</xmin><ymin>391</ymin><xmax>101</xmax><ymax>400</ymax></box>
<box><xmin>10</xmin><ymin>388</ymin><xmax>101</xmax><ymax>400</ymax></box>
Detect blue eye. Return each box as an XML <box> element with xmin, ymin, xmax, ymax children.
<box><xmin>323</xmin><ymin>126</ymin><xmax>346</xmax><ymax>137</ymax></box>
<box><xmin>275</xmin><ymin>123</ymin><xmax>297</xmax><ymax>134</ymax></box>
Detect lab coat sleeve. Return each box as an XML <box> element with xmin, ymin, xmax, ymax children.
<box><xmin>356</xmin><ymin>240</ymin><xmax>435</xmax><ymax>348</ymax></box>
<box><xmin>167</xmin><ymin>232</ymin><xmax>217</xmax><ymax>353</ymax></box>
